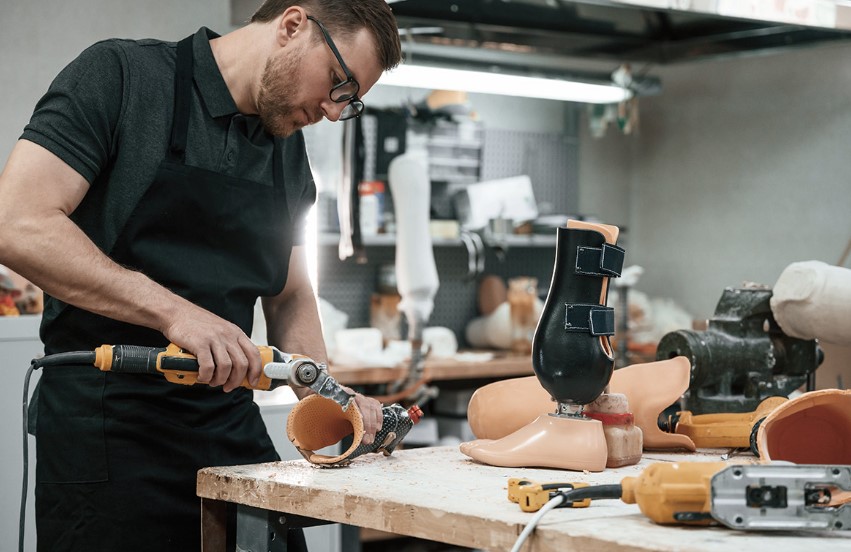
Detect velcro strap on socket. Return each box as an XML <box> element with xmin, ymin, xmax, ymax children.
<box><xmin>564</xmin><ymin>304</ymin><xmax>615</xmax><ymax>336</ymax></box>
<box><xmin>575</xmin><ymin>244</ymin><xmax>625</xmax><ymax>277</ymax></box>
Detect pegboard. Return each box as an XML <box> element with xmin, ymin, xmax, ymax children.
<box><xmin>317</xmin><ymin>114</ymin><xmax>580</xmax><ymax>347</ymax></box>
<box><xmin>318</xmin><ymin>245</ymin><xmax>479</xmax><ymax>340</ymax></box>
<box><xmin>317</xmin><ymin>240</ymin><xmax>559</xmax><ymax>346</ymax></box>
<box><xmin>480</xmin><ymin>129</ymin><xmax>579</xmax><ymax>216</ymax></box>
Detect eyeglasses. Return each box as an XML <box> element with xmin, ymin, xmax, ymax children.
<box><xmin>307</xmin><ymin>15</ymin><xmax>364</xmax><ymax>120</ymax></box>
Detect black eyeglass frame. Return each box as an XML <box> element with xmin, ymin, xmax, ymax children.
<box><xmin>307</xmin><ymin>15</ymin><xmax>365</xmax><ymax>120</ymax></box>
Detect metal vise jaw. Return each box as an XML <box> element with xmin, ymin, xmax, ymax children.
<box><xmin>656</xmin><ymin>286</ymin><xmax>822</xmax><ymax>414</ymax></box>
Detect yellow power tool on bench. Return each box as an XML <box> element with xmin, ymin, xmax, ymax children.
<box><xmin>510</xmin><ymin>462</ymin><xmax>851</xmax><ymax>531</ymax></box>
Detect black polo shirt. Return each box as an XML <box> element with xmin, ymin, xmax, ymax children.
<box><xmin>22</xmin><ymin>27</ymin><xmax>315</xmax><ymax>257</ymax></box>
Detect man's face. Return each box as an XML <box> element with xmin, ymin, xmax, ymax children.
<box><xmin>257</xmin><ymin>43</ymin><xmax>305</xmax><ymax>137</ymax></box>
<box><xmin>257</xmin><ymin>22</ymin><xmax>384</xmax><ymax>137</ymax></box>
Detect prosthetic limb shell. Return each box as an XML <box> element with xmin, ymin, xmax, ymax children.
<box><xmin>466</xmin><ymin>357</ymin><xmax>695</xmax><ymax>451</ymax></box>
<box><xmin>609</xmin><ymin>357</ymin><xmax>696</xmax><ymax>451</ymax></box>
<box><xmin>286</xmin><ymin>395</ymin><xmax>365</xmax><ymax>466</ymax></box>
<box><xmin>467</xmin><ymin>375</ymin><xmax>551</xmax><ymax>440</ymax></box>
<box><xmin>460</xmin><ymin>415</ymin><xmax>607</xmax><ymax>472</ymax></box>
<box><xmin>756</xmin><ymin>388</ymin><xmax>851</xmax><ymax>464</ymax></box>
<box><xmin>531</xmin><ymin>222</ymin><xmax>621</xmax><ymax>405</ymax></box>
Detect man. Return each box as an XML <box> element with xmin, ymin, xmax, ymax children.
<box><xmin>0</xmin><ymin>1</ymin><xmax>401</xmax><ymax>550</ymax></box>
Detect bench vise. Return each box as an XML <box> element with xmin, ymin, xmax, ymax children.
<box><xmin>656</xmin><ymin>286</ymin><xmax>822</xmax><ymax>414</ymax></box>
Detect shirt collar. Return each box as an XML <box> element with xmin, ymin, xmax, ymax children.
<box><xmin>192</xmin><ymin>27</ymin><xmax>239</xmax><ymax>118</ymax></box>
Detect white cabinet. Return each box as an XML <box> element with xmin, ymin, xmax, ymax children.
<box><xmin>0</xmin><ymin>315</ymin><xmax>43</xmax><ymax>552</ymax></box>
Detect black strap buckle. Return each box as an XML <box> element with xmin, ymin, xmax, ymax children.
<box><xmin>575</xmin><ymin>243</ymin><xmax>625</xmax><ymax>277</ymax></box>
<box><xmin>564</xmin><ymin>304</ymin><xmax>615</xmax><ymax>336</ymax></box>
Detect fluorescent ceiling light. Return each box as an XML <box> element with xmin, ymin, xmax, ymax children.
<box><xmin>377</xmin><ymin>64</ymin><xmax>632</xmax><ymax>104</ymax></box>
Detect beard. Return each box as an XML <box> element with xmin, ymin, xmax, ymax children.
<box><xmin>257</xmin><ymin>47</ymin><xmax>303</xmax><ymax>137</ymax></box>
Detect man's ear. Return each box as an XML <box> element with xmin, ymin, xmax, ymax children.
<box><xmin>276</xmin><ymin>6</ymin><xmax>307</xmax><ymax>47</ymax></box>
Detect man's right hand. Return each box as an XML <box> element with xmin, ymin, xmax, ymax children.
<box><xmin>162</xmin><ymin>305</ymin><xmax>263</xmax><ymax>392</ymax></box>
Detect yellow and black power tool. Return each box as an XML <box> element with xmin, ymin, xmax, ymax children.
<box><xmin>510</xmin><ymin>462</ymin><xmax>851</xmax><ymax>531</ymax></box>
<box><xmin>34</xmin><ymin>342</ymin><xmax>356</xmax><ymax>409</ymax></box>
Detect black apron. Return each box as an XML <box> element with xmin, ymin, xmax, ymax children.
<box><xmin>35</xmin><ymin>35</ymin><xmax>307</xmax><ymax>552</ymax></box>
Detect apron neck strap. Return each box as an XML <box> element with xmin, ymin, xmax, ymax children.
<box><xmin>168</xmin><ymin>35</ymin><xmax>195</xmax><ymax>162</ymax></box>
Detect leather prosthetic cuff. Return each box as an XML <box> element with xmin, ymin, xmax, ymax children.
<box><xmin>287</xmin><ymin>395</ymin><xmax>366</xmax><ymax>467</ymax></box>
<box><xmin>287</xmin><ymin>395</ymin><xmax>419</xmax><ymax>467</ymax></box>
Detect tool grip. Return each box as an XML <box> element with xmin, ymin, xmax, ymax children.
<box><xmin>100</xmin><ymin>344</ymin><xmax>165</xmax><ymax>374</ymax></box>
<box><xmin>95</xmin><ymin>343</ymin><xmax>290</xmax><ymax>390</ymax></box>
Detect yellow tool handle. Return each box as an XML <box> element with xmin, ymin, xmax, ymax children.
<box><xmin>93</xmin><ymin>343</ymin><xmax>290</xmax><ymax>390</ymax></box>
<box><xmin>620</xmin><ymin>462</ymin><xmax>727</xmax><ymax>525</ymax></box>
<box><xmin>673</xmin><ymin>397</ymin><xmax>788</xmax><ymax>448</ymax></box>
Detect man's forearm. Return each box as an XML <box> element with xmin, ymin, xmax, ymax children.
<box><xmin>0</xmin><ymin>208</ymin><xmax>185</xmax><ymax>334</ymax></box>
<box><xmin>266</xmin><ymin>287</ymin><xmax>325</xmax><ymax>351</ymax></box>
<box><xmin>0</xmin><ymin>142</ymin><xmax>184</xmax><ymax>335</ymax></box>
<box><xmin>263</xmin><ymin>279</ymin><xmax>327</xmax><ymax>399</ymax></box>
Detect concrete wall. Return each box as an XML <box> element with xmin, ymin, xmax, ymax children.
<box><xmin>0</xmin><ymin>0</ymin><xmax>233</xmax><ymax>162</ymax></box>
<box><xmin>579</xmin><ymin>43</ymin><xmax>851</xmax><ymax>319</ymax></box>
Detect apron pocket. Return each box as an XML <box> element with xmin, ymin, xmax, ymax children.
<box><xmin>36</xmin><ymin>367</ymin><xmax>108</xmax><ymax>484</ymax></box>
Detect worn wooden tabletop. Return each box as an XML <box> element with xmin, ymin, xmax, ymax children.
<box><xmin>196</xmin><ymin>446</ymin><xmax>851</xmax><ymax>551</ymax></box>
<box><xmin>328</xmin><ymin>352</ymin><xmax>534</xmax><ymax>386</ymax></box>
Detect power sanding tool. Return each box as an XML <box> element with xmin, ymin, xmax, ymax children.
<box><xmin>510</xmin><ymin>462</ymin><xmax>851</xmax><ymax>530</ymax></box>
<box><xmin>91</xmin><ymin>343</ymin><xmax>355</xmax><ymax>409</ymax></box>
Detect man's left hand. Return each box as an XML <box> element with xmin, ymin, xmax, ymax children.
<box><xmin>349</xmin><ymin>389</ymin><xmax>383</xmax><ymax>445</ymax></box>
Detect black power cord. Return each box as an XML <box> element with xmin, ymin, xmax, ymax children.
<box><xmin>20</xmin><ymin>352</ymin><xmax>97</xmax><ymax>552</ymax></box>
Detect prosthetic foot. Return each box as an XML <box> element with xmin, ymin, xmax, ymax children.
<box><xmin>459</xmin><ymin>414</ymin><xmax>607</xmax><ymax>471</ymax></box>
<box><xmin>461</xmin><ymin>221</ymin><xmax>623</xmax><ymax>471</ymax></box>
<box><xmin>466</xmin><ymin>357</ymin><xmax>695</xmax><ymax>451</ymax></box>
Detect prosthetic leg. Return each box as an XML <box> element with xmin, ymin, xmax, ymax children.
<box><xmin>465</xmin><ymin>357</ymin><xmax>695</xmax><ymax>451</ymax></box>
<box><xmin>460</xmin><ymin>221</ymin><xmax>624</xmax><ymax>471</ymax></box>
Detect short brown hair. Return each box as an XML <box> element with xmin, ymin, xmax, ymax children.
<box><xmin>251</xmin><ymin>0</ymin><xmax>402</xmax><ymax>71</ymax></box>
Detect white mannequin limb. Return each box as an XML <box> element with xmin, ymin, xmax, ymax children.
<box><xmin>389</xmin><ymin>139</ymin><xmax>438</xmax><ymax>335</ymax></box>
<box><xmin>771</xmin><ymin>261</ymin><xmax>851</xmax><ymax>345</ymax></box>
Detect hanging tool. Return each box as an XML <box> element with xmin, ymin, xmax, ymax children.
<box><xmin>509</xmin><ymin>462</ymin><xmax>851</xmax><ymax>531</ymax></box>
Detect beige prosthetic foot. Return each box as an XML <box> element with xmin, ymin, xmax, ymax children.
<box><xmin>466</xmin><ymin>357</ymin><xmax>695</xmax><ymax>451</ymax></box>
<box><xmin>459</xmin><ymin>414</ymin><xmax>607</xmax><ymax>471</ymax></box>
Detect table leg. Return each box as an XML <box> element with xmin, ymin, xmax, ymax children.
<box><xmin>201</xmin><ymin>497</ymin><xmax>228</xmax><ymax>552</ymax></box>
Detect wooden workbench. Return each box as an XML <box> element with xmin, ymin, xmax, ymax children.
<box><xmin>328</xmin><ymin>351</ymin><xmax>533</xmax><ymax>386</ymax></box>
<box><xmin>196</xmin><ymin>446</ymin><xmax>851</xmax><ymax>551</ymax></box>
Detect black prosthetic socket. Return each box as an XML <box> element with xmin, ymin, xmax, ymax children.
<box><xmin>532</xmin><ymin>226</ymin><xmax>624</xmax><ymax>406</ymax></box>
